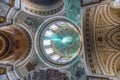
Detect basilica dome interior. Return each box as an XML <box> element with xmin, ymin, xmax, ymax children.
<box><xmin>0</xmin><ymin>0</ymin><xmax>120</xmax><ymax>80</ymax></box>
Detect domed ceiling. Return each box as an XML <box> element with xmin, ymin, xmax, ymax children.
<box><xmin>0</xmin><ymin>0</ymin><xmax>120</xmax><ymax>80</ymax></box>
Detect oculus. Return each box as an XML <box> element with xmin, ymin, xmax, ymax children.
<box><xmin>35</xmin><ymin>16</ymin><xmax>82</xmax><ymax>68</ymax></box>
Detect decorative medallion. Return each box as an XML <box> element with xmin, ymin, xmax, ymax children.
<box><xmin>106</xmin><ymin>26</ymin><xmax>120</xmax><ymax>50</ymax></box>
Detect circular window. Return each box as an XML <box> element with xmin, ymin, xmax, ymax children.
<box><xmin>35</xmin><ymin>16</ymin><xmax>82</xmax><ymax>68</ymax></box>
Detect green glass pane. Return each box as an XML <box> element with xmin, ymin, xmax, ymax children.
<box><xmin>64</xmin><ymin>0</ymin><xmax>82</xmax><ymax>25</ymax></box>
<box><xmin>44</xmin><ymin>26</ymin><xmax>81</xmax><ymax>57</ymax></box>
